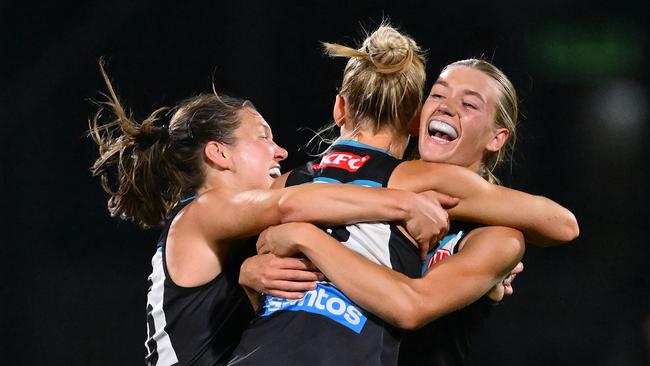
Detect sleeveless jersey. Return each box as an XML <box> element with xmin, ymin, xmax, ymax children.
<box><xmin>145</xmin><ymin>197</ymin><xmax>255</xmax><ymax>366</ymax></box>
<box><xmin>398</xmin><ymin>222</ymin><xmax>496</xmax><ymax>366</ymax></box>
<box><xmin>228</xmin><ymin>140</ymin><xmax>421</xmax><ymax>366</ymax></box>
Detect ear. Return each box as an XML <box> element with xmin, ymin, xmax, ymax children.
<box><xmin>485</xmin><ymin>127</ymin><xmax>509</xmax><ymax>152</ymax></box>
<box><xmin>408</xmin><ymin>107</ymin><xmax>422</xmax><ymax>137</ymax></box>
<box><xmin>333</xmin><ymin>94</ymin><xmax>347</xmax><ymax>127</ymax></box>
<box><xmin>204</xmin><ymin>141</ymin><xmax>231</xmax><ymax>170</ymax></box>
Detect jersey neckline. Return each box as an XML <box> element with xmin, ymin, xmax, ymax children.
<box><xmin>334</xmin><ymin>140</ymin><xmax>396</xmax><ymax>158</ymax></box>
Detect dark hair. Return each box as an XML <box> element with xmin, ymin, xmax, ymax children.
<box><xmin>89</xmin><ymin>62</ymin><xmax>255</xmax><ymax>228</ymax></box>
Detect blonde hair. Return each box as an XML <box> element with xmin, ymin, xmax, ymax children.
<box><xmin>323</xmin><ymin>24</ymin><xmax>426</xmax><ymax>136</ymax></box>
<box><xmin>444</xmin><ymin>59</ymin><xmax>519</xmax><ymax>184</ymax></box>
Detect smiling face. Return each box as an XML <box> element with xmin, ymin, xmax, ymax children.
<box><xmin>226</xmin><ymin>108</ymin><xmax>288</xmax><ymax>190</ymax></box>
<box><xmin>418</xmin><ymin>65</ymin><xmax>509</xmax><ymax>172</ymax></box>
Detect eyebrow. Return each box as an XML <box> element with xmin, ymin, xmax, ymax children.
<box><xmin>433</xmin><ymin>80</ymin><xmax>486</xmax><ymax>104</ymax></box>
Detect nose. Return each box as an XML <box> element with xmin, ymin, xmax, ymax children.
<box><xmin>274</xmin><ymin>143</ymin><xmax>288</xmax><ymax>162</ymax></box>
<box><xmin>434</xmin><ymin>101</ymin><xmax>457</xmax><ymax>118</ymax></box>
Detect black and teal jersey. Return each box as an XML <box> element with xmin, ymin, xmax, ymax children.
<box><xmin>228</xmin><ymin>140</ymin><xmax>421</xmax><ymax>366</ymax></box>
<box><xmin>399</xmin><ymin>222</ymin><xmax>497</xmax><ymax>366</ymax></box>
<box><xmin>145</xmin><ymin>197</ymin><xmax>255</xmax><ymax>366</ymax></box>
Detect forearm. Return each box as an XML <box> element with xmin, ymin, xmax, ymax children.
<box><xmin>208</xmin><ymin>185</ymin><xmax>414</xmax><ymax>240</ymax></box>
<box><xmin>448</xmin><ymin>186</ymin><xmax>579</xmax><ymax>246</ymax></box>
<box><xmin>391</xmin><ymin>161</ymin><xmax>579</xmax><ymax>246</ymax></box>
<box><xmin>277</xmin><ymin>185</ymin><xmax>415</xmax><ymax>225</ymax></box>
<box><xmin>288</xmin><ymin>223</ymin><xmax>433</xmax><ymax>328</ymax></box>
<box><xmin>286</xmin><ymin>224</ymin><xmax>524</xmax><ymax>329</ymax></box>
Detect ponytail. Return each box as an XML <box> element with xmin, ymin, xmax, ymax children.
<box><xmin>90</xmin><ymin>62</ymin><xmax>253</xmax><ymax>228</ymax></box>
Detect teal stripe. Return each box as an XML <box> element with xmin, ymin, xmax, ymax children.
<box><xmin>180</xmin><ymin>195</ymin><xmax>196</xmax><ymax>204</ymax></box>
<box><xmin>335</xmin><ymin>140</ymin><xmax>394</xmax><ymax>157</ymax></box>
<box><xmin>313</xmin><ymin>177</ymin><xmax>341</xmax><ymax>184</ymax></box>
<box><xmin>348</xmin><ymin>179</ymin><xmax>382</xmax><ymax>187</ymax></box>
<box><xmin>312</xmin><ymin>177</ymin><xmax>381</xmax><ymax>187</ymax></box>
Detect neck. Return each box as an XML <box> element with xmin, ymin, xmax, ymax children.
<box><xmin>467</xmin><ymin>160</ymin><xmax>481</xmax><ymax>174</ymax></box>
<box><xmin>196</xmin><ymin>171</ymin><xmax>243</xmax><ymax>197</ymax></box>
<box><xmin>343</xmin><ymin>130</ymin><xmax>409</xmax><ymax>159</ymax></box>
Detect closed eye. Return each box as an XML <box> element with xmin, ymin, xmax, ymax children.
<box><xmin>463</xmin><ymin>102</ymin><xmax>477</xmax><ymax>110</ymax></box>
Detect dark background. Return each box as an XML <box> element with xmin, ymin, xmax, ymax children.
<box><xmin>2</xmin><ymin>1</ymin><xmax>648</xmax><ymax>365</ymax></box>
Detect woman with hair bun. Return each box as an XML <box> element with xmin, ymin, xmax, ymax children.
<box><xmin>232</xmin><ymin>24</ymin><xmax>577</xmax><ymax>365</ymax></box>
<box><xmin>89</xmin><ymin>63</ymin><xmax>465</xmax><ymax>366</ymax></box>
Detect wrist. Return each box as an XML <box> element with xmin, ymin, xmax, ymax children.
<box><xmin>292</xmin><ymin>223</ymin><xmax>315</xmax><ymax>253</ymax></box>
<box><xmin>400</xmin><ymin>190</ymin><xmax>418</xmax><ymax>221</ymax></box>
<box><xmin>238</xmin><ymin>257</ymin><xmax>254</xmax><ymax>287</ymax></box>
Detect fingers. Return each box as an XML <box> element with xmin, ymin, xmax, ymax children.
<box><xmin>503</xmin><ymin>285</ymin><xmax>514</xmax><ymax>296</ymax></box>
<box><xmin>264</xmin><ymin>290</ymin><xmax>310</xmax><ymax>300</ymax></box>
<box><xmin>273</xmin><ymin>257</ymin><xmax>319</xmax><ymax>272</ymax></box>
<box><xmin>420</xmin><ymin>246</ymin><xmax>428</xmax><ymax>263</ymax></box>
<box><xmin>272</xmin><ymin>269</ymin><xmax>323</xmax><ymax>282</ymax></box>
<box><xmin>259</xmin><ymin>278</ymin><xmax>318</xmax><ymax>300</ymax></box>
<box><xmin>437</xmin><ymin>193</ymin><xmax>460</xmax><ymax>209</ymax></box>
<box><xmin>256</xmin><ymin>230</ymin><xmax>270</xmax><ymax>254</ymax></box>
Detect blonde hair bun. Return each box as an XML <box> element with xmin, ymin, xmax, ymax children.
<box><xmin>363</xmin><ymin>26</ymin><xmax>414</xmax><ymax>74</ymax></box>
<box><xmin>322</xmin><ymin>23</ymin><xmax>425</xmax><ymax>134</ymax></box>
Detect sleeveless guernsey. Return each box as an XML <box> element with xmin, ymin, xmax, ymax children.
<box><xmin>145</xmin><ymin>197</ymin><xmax>255</xmax><ymax>366</ymax></box>
<box><xmin>228</xmin><ymin>141</ymin><xmax>421</xmax><ymax>366</ymax></box>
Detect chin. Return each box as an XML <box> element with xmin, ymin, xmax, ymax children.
<box><xmin>419</xmin><ymin>145</ymin><xmax>453</xmax><ymax>163</ymax></box>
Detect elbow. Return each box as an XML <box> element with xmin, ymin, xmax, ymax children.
<box><xmin>389</xmin><ymin>298</ymin><xmax>430</xmax><ymax>330</ymax></box>
<box><xmin>560</xmin><ymin>211</ymin><xmax>580</xmax><ymax>243</ymax></box>
<box><xmin>393</xmin><ymin>315</ymin><xmax>426</xmax><ymax>330</ymax></box>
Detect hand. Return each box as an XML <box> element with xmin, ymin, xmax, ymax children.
<box><xmin>404</xmin><ymin>191</ymin><xmax>459</xmax><ymax>261</ymax></box>
<box><xmin>239</xmin><ymin>253</ymin><xmax>324</xmax><ymax>299</ymax></box>
<box><xmin>486</xmin><ymin>261</ymin><xmax>524</xmax><ymax>301</ymax></box>
<box><xmin>256</xmin><ymin>223</ymin><xmax>304</xmax><ymax>257</ymax></box>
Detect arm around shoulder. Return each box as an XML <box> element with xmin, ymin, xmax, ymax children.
<box><xmin>390</xmin><ymin>160</ymin><xmax>579</xmax><ymax>246</ymax></box>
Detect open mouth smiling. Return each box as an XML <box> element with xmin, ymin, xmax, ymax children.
<box><xmin>428</xmin><ymin>120</ymin><xmax>459</xmax><ymax>143</ymax></box>
<box><xmin>268</xmin><ymin>167</ymin><xmax>281</xmax><ymax>179</ymax></box>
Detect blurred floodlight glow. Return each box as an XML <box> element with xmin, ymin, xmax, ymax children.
<box><xmin>526</xmin><ymin>22</ymin><xmax>645</xmax><ymax>83</ymax></box>
<box><xmin>591</xmin><ymin>80</ymin><xmax>647</xmax><ymax>130</ymax></box>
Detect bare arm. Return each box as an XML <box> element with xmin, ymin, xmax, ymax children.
<box><xmin>172</xmin><ymin>182</ymin><xmax>438</xmax><ymax>287</ymax></box>
<box><xmin>239</xmin><ymin>254</ymin><xmax>323</xmax><ymax>308</ymax></box>
<box><xmin>389</xmin><ymin>160</ymin><xmax>579</xmax><ymax>246</ymax></box>
<box><xmin>258</xmin><ymin>223</ymin><xmax>524</xmax><ymax>330</ymax></box>
<box><xmin>193</xmin><ymin>183</ymin><xmax>428</xmax><ymax>243</ymax></box>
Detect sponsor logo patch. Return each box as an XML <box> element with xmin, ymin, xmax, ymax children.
<box><xmin>262</xmin><ymin>282</ymin><xmax>368</xmax><ymax>333</ymax></box>
<box><xmin>426</xmin><ymin>247</ymin><xmax>452</xmax><ymax>268</ymax></box>
<box><xmin>423</xmin><ymin>230</ymin><xmax>465</xmax><ymax>273</ymax></box>
<box><xmin>312</xmin><ymin>152</ymin><xmax>371</xmax><ymax>172</ymax></box>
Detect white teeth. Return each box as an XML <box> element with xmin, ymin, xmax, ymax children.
<box><xmin>428</xmin><ymin>120</ymin><xmax>458</xmax><ymax>140</ymax></box>
<box><xmin>269</xmin><ymin>167</ymin><xmax>281</xmax><ymax>179</ymax></box>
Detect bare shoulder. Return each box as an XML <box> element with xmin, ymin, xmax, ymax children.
<box><xmin>166</xmin><ymin>200</ymin><xmax>223</xmax><ymax>287</ymax></box>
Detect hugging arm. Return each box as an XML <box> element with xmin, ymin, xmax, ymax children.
<box><xmin>197</xmin><ymin>180</ymin><xmax>448</xmax><ymax>246</ymax></box>
<box><xmin>390</xmin><ymin>161</ymin><xmax>579</xmax><ymax>246</ymax></box>
<box><xmin>257</xmin><ymin>223</ymin><xmax>524</xmax><ymax>329</ymax></box>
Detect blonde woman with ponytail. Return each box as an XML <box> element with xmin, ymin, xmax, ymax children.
<box><xmin>235</xmin><ymin>24</ymin><xmax>578</xmax><ymax>365</ymax></box>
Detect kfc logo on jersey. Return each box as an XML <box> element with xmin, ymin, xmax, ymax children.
<box><xmin>422</xmin><ymin>230</ymin><xmax>465</xmax><ymax>273</ymax></box>
<box><xmin>312</xmin><ymin>152</ymin><xmax>371</xmax><ymax>172</ymax></box>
